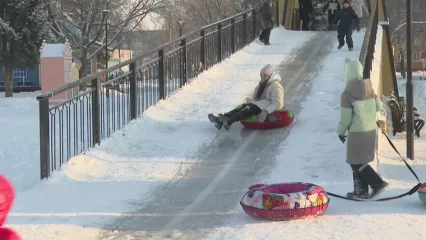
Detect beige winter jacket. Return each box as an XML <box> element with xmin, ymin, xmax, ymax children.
<box><xmin>246</xmin><ymin>72</ymin><xmax>284</xmax><ymax>114</ymax></box>
<box><xmin>350</xmin><ymin>0</ymin><xmax>369</xmax><ymax>18</ymax></box>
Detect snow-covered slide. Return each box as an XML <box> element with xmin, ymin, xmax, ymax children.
<box><xmin>96</xmin><ymin>30</ymin><xmax>340</xmax><ymax>239</ymax></box>
<box><xmin>6</xmin><ymin>27</ymin><xmax>361</xmax><ymax>240</ymax></box>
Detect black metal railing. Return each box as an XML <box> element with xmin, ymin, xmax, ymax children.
<box><xmin>359</xmin><ymin>0</ymin><xmax>398</xmax><ymax>97</ymax></box>
<box><xmin>359</xmin><ymin>0</ymin><xmax>379</xmax><ymax>80</ymax></box>
<box><xmin>36</xmin><ymin>1</ymin><xmax>281</xmax><ymax>179</ymax></box>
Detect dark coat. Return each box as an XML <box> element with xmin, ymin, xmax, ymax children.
<box><xmin>259</xmin><ymin>2</ymin><xmax>273</xmax><ymax>29</ymax></box>
<box><xmin>299</xmin><ymin>0</ymin><xmax>313</xmax><ymax>19</ymax></box>
<box><xmin>332</xmin><ymin>7</ymin><xmax>360</xmax><ymax>33</ymax></box>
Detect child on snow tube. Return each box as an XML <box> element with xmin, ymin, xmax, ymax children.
<box><xmin>208</xmin><ymin>64</ymin><xmax>284</xmax><ymax>130</ymax></box>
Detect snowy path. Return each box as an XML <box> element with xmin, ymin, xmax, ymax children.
<box><xmin>203</xmin><ymin>30</ymin><xmax>426</xmax><ymax>240</ymax></box>
<box><xmin>97</xmin><ymin>31</ymin><xmax>335</xmax><ymax>240</ymax></box>
<box><xmin>6</xmin><ymin>28</ymin><xmax>319</xmax><ymax>240</ymax></box>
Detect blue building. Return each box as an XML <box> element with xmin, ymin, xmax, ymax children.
<box><xmin>0</xmin><ymin>66</ymin><xmax>40</xmax><ymax>90</ymax></box>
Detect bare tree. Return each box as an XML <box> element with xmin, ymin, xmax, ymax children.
<box><xmin>387</xmin><ymin>0</ymin><xmax>407</xmax><ymax>77</ymax></box>
<box><xmin>153</xmin><ymin>0</ymin><xmax>247</xmax><ymax>39</ymax></box>
<box><xmin>49</xmin><ymin>0</ymin><xmax>165</xmax><ymax>90</ymax></box>
<box><xmin>387</xmin><ymin>0</ymin><xmax>426</xmax><ymax>77</ymax></box>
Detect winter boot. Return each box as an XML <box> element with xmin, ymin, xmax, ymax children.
<box><xmin>349</xmin><ymin>48</ymin><xmax>353</xmax><ymax>51</ymax></box>
<box><xmin>208</xmin><ymin>113</ymin><xmax>223</xmax><ymax>130</ymax></box>
<box><xmin>221</xmin><ymin>106</ymin><xmax>257</xmax><ymax>130</ymax></box>
<box><xmin>338</xmin><ymin>45</ymin><xmax>343</xmax><ymax>50</ymax></box>
<box><xmin>347</xmin><ymin>171</ymin><xmax>369</xmax><ymax>199</ymax></box>
<box><xmin>357</xmin><ymin>164</ymin><xmax>389</xmax><ymax>199</ymax></box>
<box><xmin>369</xmin><ymin>181</ymin><xmax>389</xmax><ymax>199</ymax></box>
<box><xmin>221</xmin><ymin>115</ymin><xmax>234</xmax><ymax>131</ymax></box>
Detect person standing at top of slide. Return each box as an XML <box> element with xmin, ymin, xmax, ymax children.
<box><xmin>299</xmin><ymin>0</ymin><xmax>314</xmax><ymax>30</ymax></box>
<box><xmin>332</xmin><ymin>0</ymin><xmax>360</xmax><ymax>51</ymax></box>
<box><xmin>259</xmin><ymin>0</ymin><xmax>274</xmax><ymax>45</ymax></box>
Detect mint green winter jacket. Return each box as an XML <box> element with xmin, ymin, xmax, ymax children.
<box><xmin>337</xmin><ymin>58</ymin><xmax>381</xmax><ymax>136</ymax></box>
<box><xmin>337</xmin><ymin>58</ymin><xmax>382</xmax><ymax>164</ymax></box>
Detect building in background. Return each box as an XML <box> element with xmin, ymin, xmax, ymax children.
<box><xmin>394</xmin><ymin>0</ymin><xmax>426</xmax><ymax>72</ymax></box>
<box><xmin>0</xmin><ymin>67</ymin><xmax>41</xmax><ymax>92</ymax></box>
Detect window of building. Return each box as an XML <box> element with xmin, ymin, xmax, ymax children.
<box><xmin>13</xmin><ymin>68</ymin><xmax>28</xmax><ymax>78</ymax></box>
<box><xmin>413</xmin><ymin>52</ymin><xmax>422</xmax><ymax>62</ymax></box>
<box><xmin>65</xmin><ymin>61</ymin><xmax>72</xmax><ymax>71</ymax></box>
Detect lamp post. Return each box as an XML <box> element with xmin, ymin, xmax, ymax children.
<box><xmin>406</xmin><ymin>0</ymin><xmax>414</xmax><ymax>159</ymax></box>
<box><xmin>177</xmin><ymin>20</ymin><xmax>185</xmax><ymax>37</ymax></box>
<box><xmin>101</xmin><ymin>9</ymin><xmax>111</xmax><ymax>72</ymax></box>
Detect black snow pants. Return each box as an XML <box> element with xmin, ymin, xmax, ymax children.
<box><xmin>328</xmin><ymin>13</ymin><xmax>336</xmax><ymax>25</ymax></box>
<box><xmin>337</xmin><ymin>28</ymin><xmax>353</xmax><ymax>48</ymax></box>
<box><xmin>301</xmin><ymin>16</ymin><xmax>311</xmax><ymax>31</ymax></box>
<box><xmin>224</xmin><ymin>103</ymin><xmax>262</xmax><ymax>124</ymax></box>
<box><xmin>259</xmin><ymin>27</ymin><xmax>272</xmax><ymax>44</ymax></box>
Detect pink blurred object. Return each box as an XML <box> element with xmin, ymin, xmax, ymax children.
<box><xmin>0</xmin><ymin>228</ymin><xmax>21</xmax><ymax>240</ymax></box>
<box><xmin>0</xmin><ymin>175</ymin><xmax>22</xmax><ymax>240</ymax></box>
<box><xmin>418</xmin><ymin>182</ymin><xmax>426</xmax><ymax>205</ymax></box>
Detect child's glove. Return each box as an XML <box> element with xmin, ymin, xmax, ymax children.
<box><xmin>338</xmin><ymin>135</ymin><xmax>347</xmax><ymax>143</ymax></box>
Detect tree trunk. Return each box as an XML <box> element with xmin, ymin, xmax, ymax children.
<box><xmin>3</xmin><ymin>64</ymin><xmax>13</xmax><ymax>97</ymax></box>
<box><xmin>79</xmin><ymin>49</ymin><xmax>89</xmax><ymax>92</ymax></box>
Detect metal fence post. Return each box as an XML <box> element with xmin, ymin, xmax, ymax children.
<box><xmin>91</xmin><ymin>78</ymin><xmax>101</xmax><ymax>145</ymax></box>
<box><xmin>180</xmin><ymin>38</ymin><xmax>188</xmax><ymax>87</ymax></box>
<box><xmin>364</xmin><ymin>49</ymin><xmax>371</xmax><ymax>78</ymax></box>
<box><xmin>252</xmin><ymin>10</ymin><xmax>257</xmax><ymax>40</ymax></box>
<box><xmin>200</xmin><ymin>30</ymin><xmax>206</xmax><ymax>70</ymax></box>
<box><xmin>243</xmin><ymin>13</ymin><xmax>248</xmax><ymax>45</ymax></box>
<box><xmin>158</xmin><ymin>49</ymin><xmax>166</xmax><ymax>99</ymax></box>
<box><xmin>129</xmin><ymin>62</ymin><xmax>137</xmax><ymax>119</ymax></box>
<box><xmin>218</xmin><ymin>23</ymin><xmax>223</xmax><ymax>62</ymax></box>
<box><xmin>231</xmin><ymin>18</ymin><xmax>236</xmax><ymax>53</ymax></box>
<box><xmin>39</xmin><ymin>98</ymin><xmax>50</xmax><ymax>179</ymax></box>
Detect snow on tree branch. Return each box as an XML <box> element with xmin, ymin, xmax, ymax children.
<box><xmin>46</xmin><ymin>0</ymin><xmax>166</xmax><ymax>80</ymax></box>
<box><xmin>0</xmin><ymin>18</ymin><xmax>18</xmax><ymax>38</ymax></box>
<box><xmin>393</xmin><ymin>21</ymin><xmax>426</xmax><ymax>35</ymax></box>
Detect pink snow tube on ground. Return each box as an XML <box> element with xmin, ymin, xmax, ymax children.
<box><xmin>240</xmin><ymin>183</ymin><xmax>330</xmax><ymax>221</ymax></box>
<box><xmin>0</xmin><ymin>175</ymin><xmax>22</xmax><ymax>240</ymax></box>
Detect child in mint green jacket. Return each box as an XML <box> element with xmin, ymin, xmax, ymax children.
<box><xmin>337</xmin><ymin>58</ymin><xmax>388</xmax><ymax>199</ymax></box>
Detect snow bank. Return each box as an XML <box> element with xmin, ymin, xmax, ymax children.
<box><xmin>0</xmin><ymin>91</ymin><xmax>41</xmax><ymax>191</ymax></box>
